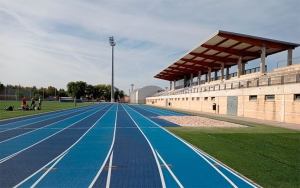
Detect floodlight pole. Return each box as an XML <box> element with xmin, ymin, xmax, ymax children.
<box><xmin>109</xmin><ymin>36</ymin><xmax>116</xmax><ymax>103</ymax></box>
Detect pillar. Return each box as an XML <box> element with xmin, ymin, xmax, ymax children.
<box><xmin>190</xmin><ymin>73</ymin><xmax>193</xmax><ymax>86</ymax></box>
<box><xmin>197</xmin><ymin>71</ymin><xmax>201</xmax><ymax>85</ymax></box>
<box><xmin>226</xmin><ymin>67</ymin><xmax>229</xmax><ymax>80</ymax></box>
<box><xmin>214</xmin><ymin>71</ymin><xmax>217</xmax><ymax>81</ymax></box>
<box><xmin>208</xmin><ymin>67</ymin><xmax>211</xmax><ymax>83</ymax></box>
<box><xmin>205</xmin><ymin>74</ymin><xmax>208</xmax><ymax>83</ymax></box>
<box><xmin>287</xmin><ymin>48</ymin><xmax>292</xmax><ymax>66</ymax></box>
<box><xmin>169</xmin><ymin>81</ymin><xmax>172</xmax><ymax>90</ymax></box>
<box><xmin>173</xmin><ymin>80</ymin><xmax>176</xmax><ymax>90</ymax></box>
<box><xmin>260</xmin><ymin>44</ymin><xmax>266</xmax><ymax>73</ymax></box>
<box><xmin>237</xmin><ymin>56</ymin><xmax>242</xmax><ymax>78</ymax></box>
<box><xmin>221</xmin><ymin>63</ymin><xmax>224</xmax><ymax>80</ymax></box>
<box><xmin>241</xmin><ymin>63</ymin><xmax>245</xmax><ymax>75</ymax></box>
<box><xmin>184</xmin><ymin>76</ymin><xmax>187</xmax><ymax>87</ymax></box>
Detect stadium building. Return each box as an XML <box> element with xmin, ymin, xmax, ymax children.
<box><xmin>146</xmin><ymin>30</ymin><xmax>300</xmax><ymax>125</ymax></box>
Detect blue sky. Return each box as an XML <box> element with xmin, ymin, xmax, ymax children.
<box><xmin>1</xmin><ymin>0</ymin><xmax>299</xmax><ymax>94</ymax></box>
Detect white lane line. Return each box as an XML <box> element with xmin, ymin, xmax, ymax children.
<box><xmin>122</xmin><ymin>104</ymin><xmax>166</xmax><ymax>188</ymax></box>
<box><xmin>14</xmin><ymin>104</ymin><xmax>114</xmax><ymax>188</ymax></box>
<box><xmin>136</xmin><ymin>106</ymin><xmax>174</xmax><ymax>116</ymax></box>
<box><xmin>155</xmin><ymin>150</ymin><xmax>183</xmax><ymax>188</ymax></box>
<box><xmin>187</xmin><ymin>143</ymin><xmax>259</xmax><ymax>188</ymax></box>
<box><xmin>0</xmin><ymin>104</ymin><xmax>109</xmax><ymax>144</ymax></box>
<box><xmin>89</xmin><ymin>104</ymin><xmax>118</xmax><ymax>188</ymax></box>
<box><xmin>0</xmin><ymin>105</ymin><xmax>95</xmax><ymax>127</ymax></box>
<box><xmin>126</xmin><ymin>105</ymin><xmax>239</xmax><ymax>188</ymax></box>
<box><xmin>0</xmin><ymin>105</ymin><xmax>96</xmax><ymax>133</ymax></box>
<box><xmin>137</xmin><ymin>105</ymin><xmax>183</xmax><ymax>116</ymax></box>
<box><xmin>30</xmin><ymin>151</ymin><xmax>69</xmax><ymax>188</ymax></box>
<box><xmin>1</xmin><ymin>105</ymin><xmax>109</xmax><ymax>164</ymax></box>
<box><xmin>106</xmin><ymin>151</ymin><xmax>114</xmax><ymax>188</ymax></box>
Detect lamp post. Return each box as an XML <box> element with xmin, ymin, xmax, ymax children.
<box><xmin>109</xmin><ymin>36</ymin><xmax>116</xmax><ymax>103</ymax></box>
<box><xmin>131</xmin><ymin>84</ymin><xmax>134</xmax><ymax>92</ymax></box>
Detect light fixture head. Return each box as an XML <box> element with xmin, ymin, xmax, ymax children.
<box><xmin>109</xmin><ymin>36</ymin><xmax>116</xmax><ymax>46</ymax></box>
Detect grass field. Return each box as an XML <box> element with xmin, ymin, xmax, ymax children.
<box><xmin>0</xmin><ymin>100</ymin><xmax>93</xmax><ymax>120</ymax></box>
<box><xmin>160</xmin><ymin>108</ymin><xmax>300</xmax><ymax>188</ymax></box>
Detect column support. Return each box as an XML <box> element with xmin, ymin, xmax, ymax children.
<box><xmin>190</xmin><ymin>73</ymin><xmax>193</xmax><ymax>86</ymax></box>
<box><xmin>214</xmin><ymin>71</ymin><xmax>217</xmax><ymax>81</ymax></box>
<box><xmin>169</xmin><ymin>81</ymin><xmax>172</xmax><ymax>90</ymax></box>
<box><xmin>260</xmin><ymin>44</ymin><xmax>266</xmax><ymax>74</ymax></box>
<box><xmin>197</xmin><ymin>71</ymin><xmax>201</xmax><ymax>85</ymax></box>
<box><xmin>208</xmin><ymin>67</ymin><xmax>211</xmax><ymax>83</ymax></box>
<box><xmin>287</xmin><ymin>48</ymin><xmax>293</xmax><ymax>66</ymax></box>
<box><xmin>173</xmin><ymin>80</ymin><xmax>176</xmax><ymax>90</ymax></box>
<box><xmin>226</xmin><ymin>67</ymin><xmax>229</xmax><ymax>80</ymax></box>
<box><xmin>237</xmin><ymin>56</ymin><xmax>242</xmax><ymax>78</ymax></box>
<box><xmin>221</xmin><ymin>63</ymin><xmax>224</xmax><ymax>80</ymax></box>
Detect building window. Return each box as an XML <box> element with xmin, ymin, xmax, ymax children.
<box><xmin>196</xmin><ymin>97</ymin><xmax>200</xmax><ymax>101</ymax></box>
<box><xmin>186</xmin><ymin>98</ymin><xmax>188</xmax><ymax>101</ymax></box>
<box><xmin>295</xmin><ymin>94</ymin><xmax>300</xmax><ymax>101</ymax></box>
<box><xmin>249</xmin><ymin>95</ymin><xmax>257</xmax><ymax>101</ymax></box>
<box><xmin>182</xmin><ymin>98</ymin><xmax>185</xmax><ymax>101</ymax></box>
<box><xmin>211</xmin><ymin>97</ymin><xmax>215</xmax><ymax>101</ymax></box>
<box><xmin>192</xmin><ymin>97</ymin><xmax>194</xmax><ymax>101</ymax></box>
<box><xmin>204</xmin><ymin>97</ymin><xmax>208</xmax><ymax>101</ymax></box>
<box><xmin>265</xmin><ymin>95</ymin><xmax>275</xmax><ymax>101</ymax></box>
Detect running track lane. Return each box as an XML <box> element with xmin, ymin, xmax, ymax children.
<box><xmin>0</xmin><ymin>104</ymin><xmax>112</xmax><ymax>187</ymax></box>
<box><xmin>0</xmin><ymin>105</ymin><xmax>102</xmax><ymax>142</ymax></box>
<box><xmin>124</xmin><ymin>104</ymin><xmax>258</xmax><ymax>188</ymax></box>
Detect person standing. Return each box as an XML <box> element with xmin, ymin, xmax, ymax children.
<box><xmin>30</xmin><ymin>97</ymin><xmax>35</xmax><ymax>108</ymax></box>
<box><xmin>38</xmin><ymin>97</ymin><xmax>42</xmax><ymax>110</ymax></box>
<box><xmin>21</xmin><ymin>97</ymin><xmax>26</xmax><ymax>105</ymax></box>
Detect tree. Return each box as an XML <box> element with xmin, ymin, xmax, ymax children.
<box><xmin>67</xmin><ymin>81</ymin><xmax>87</xmax><ymax>99</ymax></box>
<box><xmin>85</xmin><ymin>84</ymin><xmax>94</xmax><ymax>101</ymax></box>
<box><xmin>15</xmin><ymin>91</ymin><xmax>24</xmax><ymax>99</ymax></box>
<box><xmin>0</xmin><ymin>83</ymin><xmax>4</xmax><ymax>92</ymax></box>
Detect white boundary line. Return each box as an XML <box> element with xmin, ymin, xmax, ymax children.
<box><xmin>0</xmin><ymin>104</ymin><xmax>109</xmax><ymax>164</ymax></box>
<box><xmin>0</xmin><ymin>104</ymin><xmax>109</xmax><ymax>144</ymax></box>
<box><xmin>14</xmin><ymin>104</ymin><xmax>114</xmax><ymax>188</ymax></box>
<box><xmin>122</xmin><ymin>104</ymin><xmax>166</xmax><ymax>188</ymax></box>
<box><xmin>0</xmin><ymin>105</ymin><xmax>96</xmax><ymax>133</ymax></box>
<box><xmin>155</xmin><ymin>150</ymin><xmax>183</xmax><ymax>188</ymax></box>
<box><xmin>106</xmin><ymin>151</ymin><xmax>114</xmax><ymax>188</ymax></box>
<box><xmin>126</xmin><ymin>105</ymin><xmax>259</xmax><ymax>188</ymax></box>
<box><xmin>30</xmin><ymin>151</ymin><xmax>69</xmax><ymax>188</ymax></box>
<box><xmin>89</xmin><ymin>104</ymin><xmax>118</xmax><ymax>188</ymax></box>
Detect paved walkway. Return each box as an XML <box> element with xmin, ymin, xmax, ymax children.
<box><xmin>164</xmin><ymin>107</ymin><xmax>300</xmax><ymax>131</ymax></box>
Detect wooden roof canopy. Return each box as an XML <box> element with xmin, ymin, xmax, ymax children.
<box><xmin>154</xmin><ymin>30</ymin><xmax>300</xmax><ymax>81</ymax></box>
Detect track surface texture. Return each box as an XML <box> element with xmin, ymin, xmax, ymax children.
<box><xmin>0</xmin><ymin>103</ymin><xmax>259</xmax><ymax>187</ymax></box>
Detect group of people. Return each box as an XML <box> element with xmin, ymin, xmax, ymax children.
<box><xmin>4</xmin><ymin>97</ymin><xmax>42</xmax><ymax>111</ymax></box>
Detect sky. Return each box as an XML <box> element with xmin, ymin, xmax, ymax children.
<box><xmin>1</xmin><ymin>0</ymin><xmax>299</xmax><ymax>95</ymax></box>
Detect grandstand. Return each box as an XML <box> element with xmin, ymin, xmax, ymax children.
<box><xmin>146</xmin><ymin>30</ymin><xmax>300</xmax><ymax>125</ymax></box>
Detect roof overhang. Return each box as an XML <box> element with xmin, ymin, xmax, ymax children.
<box><xmin>154</xmin><ymin>30</ymin><xmax>300</xmax><ymax>81</ymax></box>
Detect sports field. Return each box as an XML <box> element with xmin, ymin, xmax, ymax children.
<box><xmin>0</xmin><ymin>103</ymin><xmax>260</xmax><ymax>187</ymax></box>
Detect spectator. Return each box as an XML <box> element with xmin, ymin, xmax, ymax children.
<box><xmin>4</xmin><ymin>106</ymin><xmax>14</xmax><ymax>111</ymax></box>
<box><xmin>21</xmin><ymin>97</ymin><xmax>26</xmax><ymax>105</ymax></box>
<box><xmin>30</xmin><ymin>97</ymin><xmax>35</xmax><ymax>108</ymax></box>
<box><xmin>38</xmin><ymin>97</ymin><xmax>42</xmax><ymax>110</ymax></box>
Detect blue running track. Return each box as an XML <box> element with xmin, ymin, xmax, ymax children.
<box><xmin>0</xmin><ymin>104</ymin><xmax>259</xmax><ymax>187</ymax></box>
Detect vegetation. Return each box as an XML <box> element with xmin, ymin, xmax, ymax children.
<box><xmin>0</xmin><ymin>81</ymin><xmax>125</xmax><ymax>102</ymax></box>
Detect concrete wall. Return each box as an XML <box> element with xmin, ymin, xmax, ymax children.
<box><xmin>146</xmin><ymin>83</ymin><xmax>300</xmax><ymax>125</ymax></box>
<box><xmin>131</xmin><ymin>86</ymin><xmax>163</xmax><ymax>104</ymax></box>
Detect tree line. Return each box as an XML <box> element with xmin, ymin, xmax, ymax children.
<box><xmin>0</xmin><ymin>81</ymin><xmax>125</xmax><ymax>102</ymax></box>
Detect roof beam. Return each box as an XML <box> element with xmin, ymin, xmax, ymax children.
<box><xmin>188</xmin><ymin>53</ymin><xmax>238</xmax><ymax>63</ymax></box>
<box><xmin>202</xmin><ymin>44</ymin><xmax>260</xmax><ymax>57</ymax></box>
<box><xmin>218</xmin><ymin>33</ymin><xmax>296</xmax><ymax>49</ymax></box>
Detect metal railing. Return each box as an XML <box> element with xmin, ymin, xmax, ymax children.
<box><xmin>151</xmin><ymin>71</ymin><xmax>300</xmax><ymax>97</ymax></box>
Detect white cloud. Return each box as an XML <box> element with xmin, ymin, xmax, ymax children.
<box><xmin>0</xmin><ymin>0</ymin><xmax>299</xmax><ymax>94</ymax></box>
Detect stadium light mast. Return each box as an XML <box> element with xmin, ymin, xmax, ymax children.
<box><xmin>109</xmin><ymin>36</ymin><xmax>116</xmax><ymax>103</ymax></box>
<box><xmin>131</xmin><ymin>84</ymin><xmax>134</xmax><ymax>92</ymax></box>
